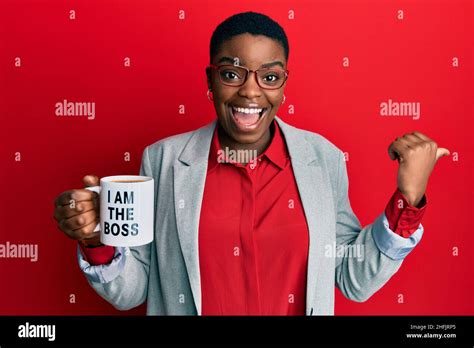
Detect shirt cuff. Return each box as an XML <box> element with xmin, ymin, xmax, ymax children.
<box><xmin>77</xmin><ymin>245</ymin><xmax>128</xmax><ymax>284</ymax></box>
<box><xmin>78</xmin><ymin>243</ymin><xmax>116</xmax><ymax>266</ymax></box>
<box><xmin>372</xmin><ymin>212</ymin><xmax>424</xmax><ymax>260</ymax></box>
<box><xmin>385</xmin><ymin>189</ymin><xmax>427</xmax><ymax>238</ymax></box>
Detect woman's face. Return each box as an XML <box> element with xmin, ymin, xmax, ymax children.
<box><xmin>207</xmin><ymin>33</ymin><xmax>287</xmax><ymax>145</ymax></box>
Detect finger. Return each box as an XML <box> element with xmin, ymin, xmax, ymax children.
<box><xmin>83</xmin><ymin>231</ymin><xmax>101</xmax><ymax>240</ymax></box>
<box><xmin>411</xmin><ymin>131</ymin><xmax>432</xmax><ymax>142</ymax></box>
<box><xmin>388</xmin><ymin>144</ymin><xmax>397</xmax><ymax>160</ymax></box>
<box><xmin>61</xmin><ymin>210</ymin><xmax>98</xmax><ymax>231</ymax></box>
<box><xmin>55</xmin><ymin>189</ymin><xmax>97</xmax><ymax>207</ymax></box>
<box><xmin>73</xmin><ymin>220</ymin><xmax>100</xmax><ymax>240</ymax></box>
<box><xmin>402</xmin><ymin>133</ymin><xmax>424</xmax><ymax>145</ymax></box>
<box><xmin>59</xmin><ymin>220</ymin><xmax>98</xmax><ymax>241</ymax></box>
<box><xmin>396</xmin><ymin>136</ymin><xmax>414</xmax><ymax>148</ymax></box>
<box><xmin>388</xmin><ymin>140</ymin><xmax>409</xmax><ymax>161</ymax></box>
<box><xmin>58</xmin><ymin>220</ymin><xmax>79</xmax><ymax>240</ymax></box>
<box><xmin>83</xmin><ymin>175</ymin><xmax>100</xmax><ymax>187</ymax></box>
<box><xmin>54</xmin><ymin>200</ymin><xmax>95</xmax><ymax>221</ymax></box>
<box><xmin>435</xmin><ymin>147</ymin><xmax>450</xmax><ymax>161</ymax></box>
<box><xmin>54</xmin><ymin>191</ymin><xmax>72</xmax><ymax>208</ymax></box>
<box><xmin>388</xmin><ymin>138</ymin><xmax>400</xmax><ymax>160</ymax></box>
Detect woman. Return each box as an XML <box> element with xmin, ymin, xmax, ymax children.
<box><xmin>53</xmin><ymin>12</ymin><xmax>449</xmax><ymax>315</ymax></box>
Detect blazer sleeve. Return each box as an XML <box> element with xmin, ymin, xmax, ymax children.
<box><xmin>77</xmin><ymin>146</ymin><xmax>154</xmax><ymax>310</ymax></box>
<box><xmin>334</xmin><ymin>150</ymin><xmax>424</xmax><ymax>302</ymax></box>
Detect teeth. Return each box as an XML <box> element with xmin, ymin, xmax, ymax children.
<box><xmin>232</xmin><ymin>106</ymin><xmax>264</xmax><ymax>114</ymax></box>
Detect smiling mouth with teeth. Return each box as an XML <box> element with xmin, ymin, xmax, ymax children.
<box><xmin>229</xmin><ymin>105</ymin><xmax>268</xmax><ymax>128</ymax></box>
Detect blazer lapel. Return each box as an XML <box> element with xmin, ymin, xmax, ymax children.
<box><xmin>275</xmin><ymin>116</ymin><xmax>334</xmax><ymax>315</ymax></box>
<box><xmin>173</xmin><ymin>120</ymin><xmax>217</xmax><ymax>315</ymax></box>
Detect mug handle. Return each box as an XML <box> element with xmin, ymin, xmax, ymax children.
<box><xmin>85</xmin><ymin>186</ymin><xmax>101</xmax><ymax>232</ymax></box>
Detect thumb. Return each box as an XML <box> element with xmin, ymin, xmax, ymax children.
<box><xmin>82</xmin><ymin>174</ymin><xmax>99</xmax><ymax>188</ymax></box>
<box><xmin>435</xmin><ymin>147</ymin><xmax>450</xmax><ymax>162</ymax></box>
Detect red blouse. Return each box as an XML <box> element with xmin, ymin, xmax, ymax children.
<box><xmin>198</xmin><ymin>120</ymin><xmax>309</xmax><ymax>315</ymax></box>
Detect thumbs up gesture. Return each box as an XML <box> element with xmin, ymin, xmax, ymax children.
<box><xmin>388</xmin><ymin>132</ymin><xmax>450</xmax><ymax>207</ymax></box>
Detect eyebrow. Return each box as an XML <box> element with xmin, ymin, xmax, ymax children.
<box><xmin>217</xmin><ymin>56</ymin><xmax>285</xmax><ymax>69</ymax></box>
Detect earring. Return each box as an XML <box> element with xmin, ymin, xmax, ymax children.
<box><xmin>207</xmin><ymin>89</ymin><xmax>213</xmax><ymax>102</ymax></box>
<box><xmin>282</xmin><ymin>95</ymin><xmax>286</xmax><ymax>105</ymax></box>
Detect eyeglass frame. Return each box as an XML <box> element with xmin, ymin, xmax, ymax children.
<box><xmin>208</xmin><ymin>64</ymin><xmax>289</xmax><ymax>90</ymax></box>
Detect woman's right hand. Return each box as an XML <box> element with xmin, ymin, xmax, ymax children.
<box><xmin>54</xmin><ymin>175</ymin><xmax>101</xmax><ymax>246</ymax></box>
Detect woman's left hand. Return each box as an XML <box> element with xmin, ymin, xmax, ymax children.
<box><xmin>388</xmin><ymin>131</ymin><xmax>450</xmax><ymax>207</ymax></box>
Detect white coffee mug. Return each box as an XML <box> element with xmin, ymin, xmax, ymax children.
<box><xmin>85</xmin><ymin>175</ymin><xmax>154</xmax><ymax>247</ymax></box>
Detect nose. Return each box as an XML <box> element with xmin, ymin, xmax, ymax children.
<box><xmin>237</xmin><ymin>72</ymin><xmax>262</xmax><ymax>99</ymax></box>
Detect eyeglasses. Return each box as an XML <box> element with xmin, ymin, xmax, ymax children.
<box><xmin>208</xmin><ymin>64</ymin><xmax>289</xmax><ymax>90</ymax></box>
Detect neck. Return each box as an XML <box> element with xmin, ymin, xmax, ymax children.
<box><xmin>218</xmin><ymin>121</ymin><xmax>275</xmax><ymax>164</ymax></box>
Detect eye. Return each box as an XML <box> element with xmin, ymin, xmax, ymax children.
<box><xmin>221</xmin><ymin>70</ymin><xmax>241</xmax><ymax>80</ymax></box>
<box><xmin>260</xmin><ymin>72</ymin><xmax>282</xmax><ymax>85</ymax></box>
<box><xmin>263</xmin><ymin>74</ymin><xmax>279</xmax><ymax>82</ymax></box>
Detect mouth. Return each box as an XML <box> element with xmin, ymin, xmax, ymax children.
<box><xmin>228</xmin><ymin>105</ymin><xmax>269</xmax><ymax>131</ymax></box>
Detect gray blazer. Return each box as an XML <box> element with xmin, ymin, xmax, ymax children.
<box><xmin>78</xmin><ymin>116</ymin><xmax>423</xmax><ymax>315</ymax></box>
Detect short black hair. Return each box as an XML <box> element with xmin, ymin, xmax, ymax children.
<box><xmin>210</xmin><ymin>11</ymin><xmax>289</xmax><ymax>63</ymax></box>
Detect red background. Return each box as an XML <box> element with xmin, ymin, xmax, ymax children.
<box><xmin>0</xmin><ymin>0</ymin><xmax>472</xmax><ymax>315</ymax></box>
